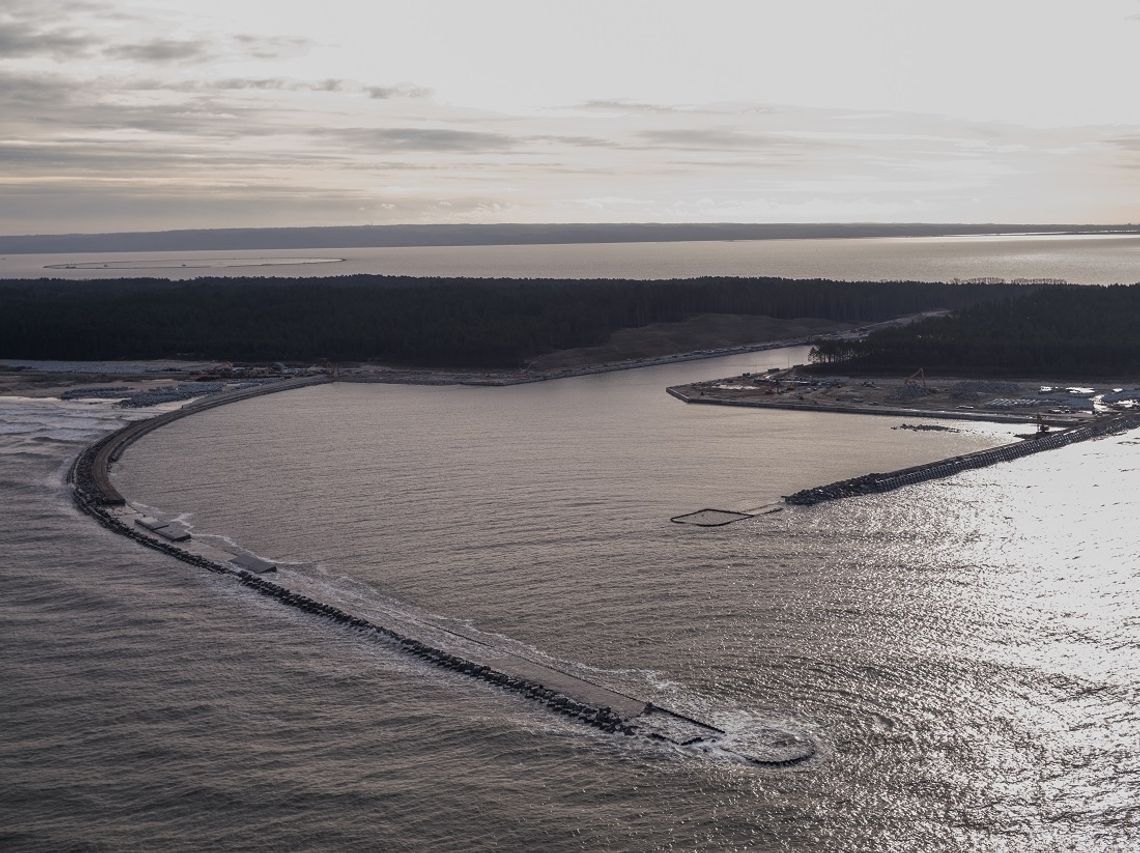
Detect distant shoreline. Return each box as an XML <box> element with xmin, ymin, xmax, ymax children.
<box><xmin>43</xmin><ymin>256</ymin><xmax>344</xmax><ymax>271</ymax></box>
<box><xmin>3</xmin><ymin>221</ymin><xmax>1137</xmax><ymax>255</ymax></box>
<box><xmin>0</xmin><ymin>311</ymin><xmax>940</xmax><ymax>398</ymax></box>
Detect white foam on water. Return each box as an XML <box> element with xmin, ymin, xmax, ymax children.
<box><xmin>706</xmin><ymin>709</ymin><xmax>823</xmax><ymax>768</ymax></box>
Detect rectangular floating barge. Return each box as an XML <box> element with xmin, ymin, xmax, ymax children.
<box><xmin>228</xmin><ymin>554</ymin><xmax>277</xmax><ymax>574</ymax></box>
<box><xmin>133</xmin><ymin>517</ymin><xmax>191</xmax><ymax>541</ymax></box>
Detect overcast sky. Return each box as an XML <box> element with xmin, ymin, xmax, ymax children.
<box><xmin>3</xmin><ymin>0</ymin><xmax>1140</xmax><ymax>234</ymax></box>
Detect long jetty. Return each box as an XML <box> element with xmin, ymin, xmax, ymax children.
<box><xmin>666</xmin><ymin>381</ymin><xmax>1140</xmax><ymax>522</ymax></box>
<box><xmin>784</xmin><ymin>411</ymin><xmax>1140</xmax><ymax>506</ymax></box>
<box><xmin>69</xmin><ymin>378</ymin><xmax>806</xmax><ymax>767</ymax></box>
<box><xmin>86</xmin><ymin>376</ymin><xmax>331</xmax><ymax>505</ymax></box>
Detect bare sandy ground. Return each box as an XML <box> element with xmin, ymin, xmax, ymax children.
<box><xmin>526</xmin><ymin>313</ymin><xmax>857</xmax><ymax>370</ymax></box>
<box><xmin>671</xmin><ymin>369</ymin><xmax>1140</xmax><ymax>427</ymax></box>
<box><xmin>0</xmin><ymin>360</ymin><xmax>221</xmax><ymax>398</ymax></box>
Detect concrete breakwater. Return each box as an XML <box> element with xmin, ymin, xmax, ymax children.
<box><xmin>69</xmin><ymin>380</ymin><xmax>809</xmax><ymax>766</ymax></box>
<box><xmin>83</xmin><ymin>376</ymin><xmax>331</xmax><ymax>505</ymax></box>
<box><xmin>785</xmin><ymin>411</ymin><xmax>1140</xmax><ymax>506</ymax></box>
<box><xmin>67</xmin><ymin>487</ymin><xmax>643</xmax><ymax>736</ymax></box>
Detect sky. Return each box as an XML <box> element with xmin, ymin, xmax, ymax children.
<box><xmin>3</xmin><ymin>0</ymin><xmax>1140</xmax><ymax>234</ymax></box>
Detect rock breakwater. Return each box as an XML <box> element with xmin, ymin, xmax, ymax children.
<box><xmin>785</xmin><ymin>412</ymin><xmax>1140</xmax><ymax>506</ymax></box>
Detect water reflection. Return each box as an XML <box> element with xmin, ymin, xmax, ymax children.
<box><xmin>4</xmin><ymin>233</ymin><xmax>1140</xmax><ymax>283</ymax></box>
<box><xmin>103</xmin><ymin>352</ymin><xmax>1139</xmax><ymax>850</ymax></box>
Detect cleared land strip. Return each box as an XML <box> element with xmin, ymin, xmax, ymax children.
<box><xmin>665</xmin><ymin>384</ymin><xmax>1088</xmax><ymax>427</ymax></box>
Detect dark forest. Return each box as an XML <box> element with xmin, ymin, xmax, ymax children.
<box><xmin>809</xmin><ymin>284</ymin><xmax>1140</xmax><ymax>376</ymax></box>
<box><xmin>2</xmin><ymin>275</ymin><xmax>1038</xmax><ymax>366</ymax></box>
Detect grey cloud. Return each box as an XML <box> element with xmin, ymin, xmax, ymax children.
<box><xmin>3</xmin><ymin>0</ymin><xmax>132</xmax><ymax>19</ymax></box>
<box><xmin>0</xmin><ymin>20</ymin><xmax>92</xmax><ymax>57</ymax></box>
<box><xmin>529</xmin><ymin>134</ymin><xmax>610</xmax><ymax>148</ymax></box>
<box><xmin>1108</xmin><ymin>135</ymin><xmax>1140</xmax><ymax>170</ymax></box>
<box><xmin>0</xmin><ymin>182</ymin><xmax>381</xmax><ymax>235</ymax></box>
<box><xmin>1108</xmin><ymin>135</ymin><xmax>1140</xmax><ymax>151</ymax></box>
<box><xmin>2</xmin><ymin>6</ymin><xmax>307</xmax><ymax>65</ymax></box>
<box><xmin>0</xmin><ymin>140</ymin><xmax>351</xmax><ymax>174</ymax></box>
<box><xmin>0</xmin><ymin>181</ymin><xmax>514</xmax><ymax>235</ymax></box>
<box><xmin>0</xmin><ymin>69</ymin><xmax>306</xmax><ymax>141</ymax></box>
<box><xmin>123</xmin><ymin>76</ymin><xmax>430</xmax><ymax>99</ymax></box>
<box><xmin>25</xmin><ymin>95</ymin><xmax>283</xmax><ymax>139</ymax></box>
<box><xmin>211</xmin><ymin>78</ymin><xmax>289</xmax><ymax>91</ymax></box>
<box><xmin>665</xmin><ymin>158</ymin><xmax>786</xmax><ymax>170</ymax></box>
<box><xmin>233</xmin><ymin>33</ymin><xmax>310</xmax><ymax>59</ymax></box>
<box><xmin>97</xmin><ymin>103</ymin><xmax>284</xmax><ymax>137</ymax></box>
<box><xmin>104</xmin><ymin>38</ymin><xmax>213</xmax><ymax>63</ymax></box>
<box><xmin>138</xmin><ymin>77</ymin><xmax>330</xmax><ymax>93</ymax></box>
<box><xmin>325</xmin><ymin>127</ymin><xmax>516</xmax><ymax>152</ymax></box>
<box><xmin>635</xmin><ymin>128</ymin><xmax>832</xmax><ymax>153</ymax></box>
<box><xmin>579</xmin><ymin>99</ymin><xmax>681</xmax><ymax>114</ymax></box>
<box><xmin>574</xmin><ymin>99</ymin><xmax>746</xmax><ymax>116</ymax></box>
<box><xmin>0</xmin><ymin>71</ymin><xmax>75</xmax><ymax>108</ymax></box>
<box><xmin>366</xmin><ymin>84</ymin><xmax>433</xmax><ymax>99</ymax></box>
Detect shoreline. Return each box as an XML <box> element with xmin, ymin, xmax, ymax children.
<box><xmin>0</xmin><ymin>339</ymin><xmax>810</xmax><ymax>395</ymax></box>
<box><xmin>667</xmin><ymin>366</ymin><xmax>1140</xmax><ymax>428</ymax></box>
<box><xmin>0</xmin><ymin>310</ymin><xmax>938</xmax><ymax>396</ymax></box>
<box><xmin>6</xmin><ymin>222</ymin><xmax>1139</xmax><ymax>256</ymax></box>
<box><xmin>665</xmin><ymin>385</ymin><xmax>1086</xmax><ymax>427</ymax></box>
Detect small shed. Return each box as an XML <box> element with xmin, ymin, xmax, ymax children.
<box><xmin>229</xmin><ymin>554</ymin><xmax>277</xmax><ymax>574</ymax></box>
<box><xmin>134</xmin><ymin>517</ymin><xmax>192</xmax><ymax>542</ymax></box>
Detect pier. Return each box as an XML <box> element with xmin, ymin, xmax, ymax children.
<box><xmin>665</xmin><ymin>376</ymin><xmax>1140</xmax><ymax>519</ymax></box>
<box><xmin>667</xmin><ymin>379</ymin><xmax>1140</xmax><ymax>513</ymax></box>
<box><xmin>81</xmin><ymin>376</ymin><xmax>330</xmax><ymax>506</ymax></box>
<box><xmin>69</xmin><ymin>378</ymin><xmax>808</xmax><ymax>767</ymax></box>
<box><xmin>784</xmin><ymin>410</ymin><xmax>1140</xmax><ymax>506</ymax></box>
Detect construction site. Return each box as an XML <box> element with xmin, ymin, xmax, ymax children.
<box><xmin>668</xmin><ymin>368</ymin><xmax>1140</xmax><ymax>427</ymax></box>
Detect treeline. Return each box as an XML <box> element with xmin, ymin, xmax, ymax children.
<box><xmin>0</xmin><ymin>275</ymin><xmax>1034</xmax><ymax>366</ymax></box>
<box><xmin>809</xmin><ymin>284</ymin><xmax>1140</xmax><ymax>376</ymax></box>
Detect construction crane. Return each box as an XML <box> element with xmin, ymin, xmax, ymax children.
<box><xmin>904</xmin><ymin>368</ymin><xmax>928</xmax><ymax>391</ymax></box>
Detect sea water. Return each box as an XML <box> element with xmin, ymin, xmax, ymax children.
<box><xmin>4</xmin><ymin>348</ymin><xmax>1136</xmax><ymax>850</ymax></box>
<box><xmin>2</xmin><ymin>232</ymin><xmax>1139</xmax><ymax>283</ymax></box>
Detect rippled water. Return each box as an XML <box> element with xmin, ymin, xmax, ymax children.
<box><xmin>3</xmin><ymin>232</ymin><xmax>1140</xmax><ymax>283</ymax></box>
<box><xmin>3</xmin><ymin>351</ymin><xmax>1139</xmax><ymax>851</ymax></box>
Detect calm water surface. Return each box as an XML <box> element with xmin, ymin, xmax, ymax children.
<box><xmin>3</xmin><ymin>233</ymin><xmax>1139</xmax><ymax>283</ymax></box>
<box><xmin>4</xmin><ymin>349</ymin><xmax>1137</xmax><ymax>850</ymax></box>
